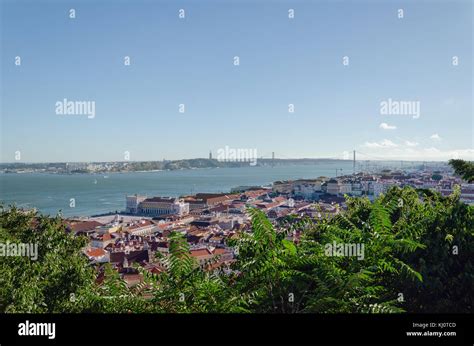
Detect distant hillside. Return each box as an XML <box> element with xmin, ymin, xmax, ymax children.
<box><xmin>0</xmin><ymin>158</ymin><xmax>348</xmax><ymax>173</ymax></box>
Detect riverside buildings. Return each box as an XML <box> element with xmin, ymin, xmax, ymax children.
<box><xmin>126</xmin><ymin>195</ymin><xmax>189</xmax><ymax>216</ymax></box>
<box><xmin>271</xmin><ymin>169</ymin><xmax>471</xmax><ymax>204</ymax></box>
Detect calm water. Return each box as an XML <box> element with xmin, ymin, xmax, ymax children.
<box><xmin>0</xmin><ymin>163</ymin><xmax>357</xmax><ymax>217</ymax></box>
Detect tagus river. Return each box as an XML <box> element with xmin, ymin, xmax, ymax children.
<box><xmin>0</xmin><ymin>164</ymin><xmax>359</xmax><ymax>217</ymax></box>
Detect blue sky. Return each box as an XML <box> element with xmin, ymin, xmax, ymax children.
<box><xmin>1</xmin><ymin>0</ymin><xmax>472</xmax><ymax>162</ymax></box>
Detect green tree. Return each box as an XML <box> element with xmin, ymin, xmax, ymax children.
<box><xmin>228</xmin><ymin>204</ymin><xmax>418</xmax><ymax>313</ymax></box>
<box><xmin>383</xmin><ymin>186</ymin><xmax>474</xmax><ymax>312</ymax></box>
<box><xmin>449</xmin><ymin>159</ymin><xmax>474</xmax><ymax>182</ymax></box>
<box><xmin>0</xmin><ymin>206</ymin><xmax>97</xmax><ymax>313</ymax></box>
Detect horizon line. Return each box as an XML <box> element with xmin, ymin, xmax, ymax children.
<box><xmin>0</xmin><ymin>157</ymin><xmax>455</xmax><ymax>165</ymax></box>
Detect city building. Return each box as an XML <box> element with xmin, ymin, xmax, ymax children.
<box><xmin>139</xmin><ymin>197</ymin><xmax>189</xmax><ymax>216</ymax></box>
<box><xmin>326</xmin><ymin>179</ymin><xmax>341</xmax><ymax>195</ymax></box>
<box><xmin>126</xmin><ymin>196</ymin><xmax>190</xmax><ymax>216</ymax></box>
<box><xmin>373</xmin><ymin>181</ymin><xmax>399</xmax><ymax>197</ymax></box>
<box><xmin>126</xmin><ymin>195</ymin><xmax>147</xmax><ymax>214</ymax></box>
<box><xmin>460</xmin><ymin>184</ymin><xmax>474</xmax><ymax>205</ymax></box>
<box><xmin>272</xmin><ymin>180</ymin><xmax>293</xmax><ymax>195</ymax></box>
<box><xmin>293</xmin><ymin>179</ymin><xmax>323</xmax><ymax>199</ymax></box>
<box><xmin>125</xmin><ymin>220</ymin><xmax>159</xmax><ymax>236</ymax></box>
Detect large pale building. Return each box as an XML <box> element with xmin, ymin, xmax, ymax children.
<box><xmin>138</xmin><ymin>197</ymin><xmax>189</xmax><ymax>216</ymax></box>
<box><xmin>125</xmin><ymin>219</ymin><xmax>158</xmax><ymax>236</ymax></box>
<box><xmin>126</xmin><ymin>195</ymin><xmax>189</xmax><ymax>216</ymax></box>
<box><xmin>126</xmin><ymin>195</ymin><xmax>147</xmax><ymax>214</ymax></box>
<box><xmin>326</xmin><ymin>179</ymin><xmax>341</xmax><ymax>195</ymax></box>
<box><xmin>339</xmin><ymin>180</ymin><xmax>353</xmax><ymax>194</ymax></box>
<box><xmin>293</xmin><ymin>179</ymin><xmax>322</xmax><ymax>199</ymax></box>
<box><xmin>373</xmin><ymin>181</ymin><xmax>398</xmax><ymax>197</ymax></box>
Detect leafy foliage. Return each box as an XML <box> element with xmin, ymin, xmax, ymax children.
<box><xmin>449</xmin><ymin>159</ymin><xmax>474</xmax><ymax>182</ymax></box>
<box><xmin>0</xmin><ymin>206</ymin><xmax>96</xmax><ymax>312</ymax></box>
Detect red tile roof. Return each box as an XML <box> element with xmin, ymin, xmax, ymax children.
<box><xmin>190</xmin><ymin>248</ymin><xmax>212</xmax><ymax>257</ymax></box>
<box><xmin>212</xmin><ymin>248</ymin><xmax>228</xmax><ymax>255</ymax></box>
<box><xmin>127</xmin><ymin>220</ymin><xmax>155</xmax><ymax>231</ymax></box>
<box><xmin>86</xmin><ymin>247</ymin><xmax>107</xmax><ymax>258</ymax></box>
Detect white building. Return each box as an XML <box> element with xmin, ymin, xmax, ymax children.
<box><xmin>126</xmin><ymin>220</ymin><xmax>158</xmax><ymax>236</ymax></box>
<box><xmin>326</xmin><ymin>179</ymin><xmax>341</xmax><ymax>195</ymax></box>
<box><xmin>351</xmin><ymin>182</ymin><xmax>363</xmax><ymax>196</ymax></box>
<box><xmin>339</xmin><ymin>181</ymin><xmax>353</xmax><ymax>195</ymax></box>
<box><xmin>460</xmin><ymin>184</ymin><xmax>474</xmax><ymax>205</ymax></box>
<box><xmin>126</xmin><ymin>195</ymin><xmax>147</xmax><ymax>214</ymax></box>
<box><xmin>373</xmin><ymin>181</ymin><xmax>398</xmax><ymax>197</ymax></box>
<box><xmin>138</xmin><ymin>197</ymin><xmax>190</xmax><ymax>216</ymax></box>
<box><xmin>293</xmin><ymin>180</ymin><xmax>322</xmax><ymax>199</ymax></box>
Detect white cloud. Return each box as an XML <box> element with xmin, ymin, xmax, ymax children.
<box><xmin>358</xmin><ymin>146</ymin><xmax>474</xmax><ymax>161</ymax></box>
<box><xmin>424</xmin><ymin>147</ymin><xmax>441</xmax><ymax>153</ymax></box>
<box><xmin>359</xmin><ymin>136</ymin><xmax>474</xmax><ymax>160</ymax></box>
<box><xmin>404</xmin><ymin>140</ymin><xmax>419</xmax><ymax>147</ymax></box>
<box><xmin>430</xmin><ymin>133</ymin><xmax>442</xmax><ymax>141</ymax></box>
<box><xmin>363</xmin><ymin>139</ymin><xmax>398</xmax><ymax>148</ymax></box>
<box><xmin>379</xmin><ymin>122</ymin><xmax>397</xmax><ymax>130</ymax></box>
